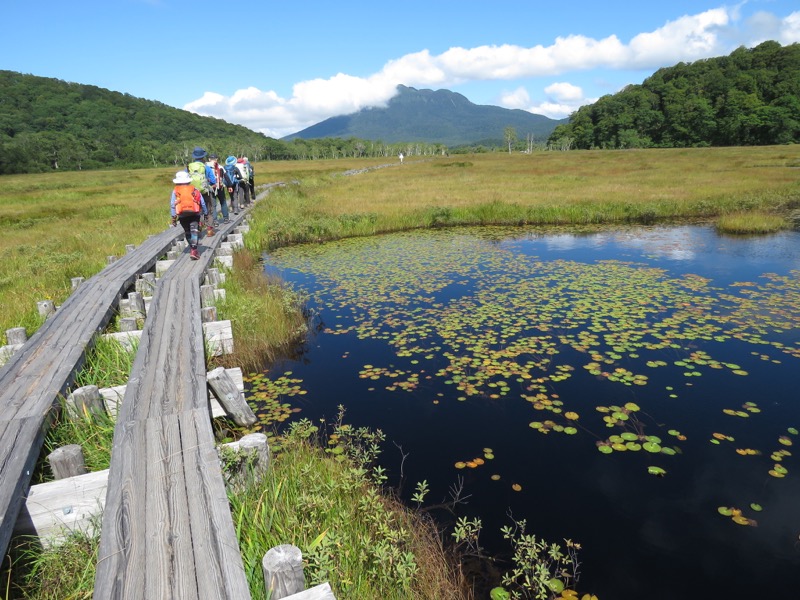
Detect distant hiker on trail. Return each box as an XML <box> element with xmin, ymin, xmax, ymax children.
<box><xmin>187</xmin><ymin>146</ymin><xmax>217</xmax><ymax>233</ymax></box>
<box><xmin>242</xmin><ymin>156</ymin><xmax>255</xmax><ymax>200</ymax></box>
<box><xmin>170</xmin><ymin>171</ymin><xmax>208</xmax><ymax>260</ymax></box>
<box><xmin>206</xmin><ymin>153</ymin><xmax>230</xmax><ymax>224</ymax></box>
<box><xmin>399</xmin><ymin>152</ymin><xmax>404</xmax><ymax>164</ymax></box>
<box><xmin>235</xmin><ymin>158</ymin><xmax>252</xmax><ymax>206</ymax></box>
<box><xmin>223</xmin><ymin>155</ymin><xmax>245</xmax><ymax>214</ymax></box>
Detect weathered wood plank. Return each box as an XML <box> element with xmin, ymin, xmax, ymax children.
<box><xmin>0</xmin><ymin>227</ymin><xmax>182</xmax><ymax>559</ymax></box>
<box><xmin>282</xmin><ymin>583</ymin><xmax>337</xmax><ymax>600</ymax></box>
<box><xmin>95</xmin><ymin>216</ymin><xmax>252</xmax><ymax>598</ymax></box>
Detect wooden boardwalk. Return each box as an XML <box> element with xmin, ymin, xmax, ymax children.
<box><xmin>93</xmin><ymin>217</ymin><xmax>250</xmax><ymax>598</ymax></box>
<box><xmin>1</xmin><ymin>183</ymin><xmax>337</xmax><ymax>599</ymax></box>
<box><xmin>0</xmin><ymin>227</ymin><xmax>182</xmax><ymax>559</ymax></box>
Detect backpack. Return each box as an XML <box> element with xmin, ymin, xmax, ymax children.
<box><xmin>235</xmin><ymin>161</ymin><xmax>251</xmax><ymax>181</ymax></box>
<box><xmin>223</xmin><ymin>164</ymin><xmax>241</xmax><ymax>187</ymax></box>
<box><xmin>174</xmin><ymin>185</ymin><xmax>202</xmax><ymax>214</ymax></box>
<box><xmin>187</xmin><ymin>161</ymin><xmax>209</xmax><ymax>193</ymax></box>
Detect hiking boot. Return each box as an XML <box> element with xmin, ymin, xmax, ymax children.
<box><xmin>190</xmin><ymin>248</ymin><xmax>199</xmax><ymax>260</ymax></box>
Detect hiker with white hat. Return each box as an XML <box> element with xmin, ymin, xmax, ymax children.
<box><xmin>170</xmin><ymin>170</ymin><xmax>208</xmax><ymax>260</ymax></box>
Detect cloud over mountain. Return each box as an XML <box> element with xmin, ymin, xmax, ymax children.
<box><xmin>185</xmin><ymin>7</ymin><xmax>800</xmax><ymax>138</ymax></box>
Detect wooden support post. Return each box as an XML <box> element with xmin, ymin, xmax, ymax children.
<box><xmin>119</xmin><ymin>317</ymin><xmax>138</xmax><ymax>332</ymax></box>
<box><xmin>137</xmin><ymin>272</ymin><xmax>157</xmax><ymax>295</ymax></box>
<box><xmin>71</xmin><ymin>277</ymin><xmax>85</xmax><ymax>291</ymax></box>
<box><xmin>47</xmin><ymin>445</ymin><xmax>88</xmax><ymax>480</ymax></box>
<box><xmin>128</xmin><ymin>291</ymin><xmax>146</xmax><ymax>319</ymax></box>
<box><xmin>106</xmin><ymin>255</ymin><xmax>117</xmax><ymax>265</ymax></box>
<box><xmin>201</xmin><ymin>306</ymin><xmax>217</xmax><ymax>322</ymax></box>
<box><xmin>238</xmin><ymin>433</ymin><xmax>270</xmax><ymax>478</ymax></box>
<box><xmin>6</xmin><ymin>327</ymin><xmax>27</xmax><ymax>345</ymax></box>
<box><xmin>204</xmin><ymin>268</ymin><xmax>221</xmax><ymax>287</ymax></box>
<box><xmin>207</xmin><ymin>367</ymin><xmax>256</xmax><ymax>426</ymax></box>
<box><xmin>37</xmin><ymin>300</ymin><xmax>56</xmax><ymax>318</ymax></box>
<box><xmin>200</xmin><ymin>284</ymin><xmax>216</xmax><ymax>308</ymax></box>
<box><xmin>262</xmin><ymin>545</ymin><xmax>305</xmax><ymax>600</ymax></box>
<box><xmin>119</xmin><ymin>298</ymin><xmax>131</xmax><ymax>318</ymax></box>
<box><xmin>66</xmin><ymin>385</ymin><xmax>106</xmax><ymax>419</ymax></box>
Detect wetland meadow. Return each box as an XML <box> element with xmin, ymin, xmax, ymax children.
<box><xmin>2</xmin><ymin>146</ymin><xmax>799</xmax><ymax>598</ymax></box>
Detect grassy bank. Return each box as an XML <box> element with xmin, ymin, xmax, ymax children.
<box><xmin>245</xmin><ymin>147</ymin><xmax>800</xmax><ymax>251</ymax></box>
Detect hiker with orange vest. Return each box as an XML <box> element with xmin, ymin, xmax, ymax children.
<box><xmin>170</xmin><ymin>170</ymin><xmax>208</xmax><ymax>260</ymax></box>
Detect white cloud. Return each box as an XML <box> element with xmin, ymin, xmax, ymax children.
<box><xmin>498</xmin><ymin>87</ymin><xmax>531</xmax><ymax>110</ymax></box>
<box><xmin>499</xmin><ymin>82</ymin><xmax>597</xmax><ymax>119</ymax></box>
<box><xmin>185</xmin><ymin>7</ymin><xmax>800</xmax><ymax>137</ymax></box>
<box><xmin>545</xmin><ymin>82</ymin><xmax>584</xmax><ymax>103</ymax></box>
<box><xmin>780</xmin><ymin>11</ymin><xmax>800</xmax><ymax>44</ymax></box>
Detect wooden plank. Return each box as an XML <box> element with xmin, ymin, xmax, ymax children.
<box><xmin>0</xmin><ymin>228</ymin><xmax>182</xmax><ymax>559</ymax></box>
<box><xmin>95</xmin><ymin>222</ymin><xmax>251</xmax><ymax>598</ymax></box>
<box><xmin>282</xmin><ymin>583</ymin><xmax>337</xmax><ymax>600</ymax></box>
<box><xmin>14</xmin><ymin>427</ymin><xmax>255</xmax><ymax>545</ymax></box>
<box><xmin>14</xmin><ymin>469</ymin><xmax>109</xmax><ymax>544</ymax></box>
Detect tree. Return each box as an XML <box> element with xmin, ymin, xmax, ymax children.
<box><xmin>504</xmin><ymin>126</ymin><xmax>518</xmax><ymax>153</ymax></box>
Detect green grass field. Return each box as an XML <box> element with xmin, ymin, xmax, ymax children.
<box><xmin>1</xmin><ymin>146</ymin><xmax>798</xmax><ymax>342</ymax></box>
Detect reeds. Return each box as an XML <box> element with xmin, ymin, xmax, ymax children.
<box><xmin>715</xmin><ymin>211</ymin><xmax>789</xmax><ymax>234</ymax></box>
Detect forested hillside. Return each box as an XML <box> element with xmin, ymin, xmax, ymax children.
<box><xmin>548</xmin><ymin>41</ymin><xmax>800</xmax><ymax>149</ymax></box>
<box><xmin>0</xmin><ymin>70</ymin><xmax>290</xmax><ymax>173</ymax></box>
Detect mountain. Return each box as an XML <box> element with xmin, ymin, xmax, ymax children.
<box><xmin>284</xmin><ymin>85</ymin><xmax>567</xmax><ymax>146</ymax></box>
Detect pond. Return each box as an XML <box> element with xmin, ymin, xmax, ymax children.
<box><xmin>258</xmin><ymin>225</ymin><xmax>800</xmax><ymax>599</ymax></box>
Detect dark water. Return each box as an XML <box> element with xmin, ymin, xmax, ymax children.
<box><xmin>261</xmin><ymin>225</ymin><xmax>800</xmax><ymax>599</ymax></box>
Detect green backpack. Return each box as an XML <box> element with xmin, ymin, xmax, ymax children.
<box><xmin>187</xmin><ymin>161</ymin><xmax>209</xmax><ymax>194</ymax></box>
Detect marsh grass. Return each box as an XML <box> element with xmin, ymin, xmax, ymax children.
<box><xmin>5</xmin><ymin>529</ymin><xmax>98</xmax><ymax>600</ymax></box>
<box><xmin>3</xmin><ymin>147</ymin><xmax>797</xmax><ymax>341</ymax></box>
<box><xmin>230</xmin><ymin>418</ymin><xmax>470</xmax><ymax>599</ymax></box>
<box><xmin>212</xmin><ymin>249</ymin><xmax>310</xmax><ymax>373</ymax></box>
<box><xmin>73</xmin><ymin>335</ymin><xmax>137</xmax><ymax>390</ymax></box>
<box><xmin>715</xmin><ymin>211</ymin><xmax>790</xmax><ymax>234</ymax></box>
<box><xmin>245</xmin><ymin>147</ymin><xmax>800</xmax><ymax>250</ymax></box>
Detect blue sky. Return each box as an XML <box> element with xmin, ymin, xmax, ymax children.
<box><xmin>2</xmin><ymin>1</ymin><xmax>798</xmax><ymax>138</ymax></box>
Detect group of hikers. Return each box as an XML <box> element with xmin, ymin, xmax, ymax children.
<box><xmin>170</xmin><ymin>146</ymin><xmax>255</xmax><ymax>259</ymax></box>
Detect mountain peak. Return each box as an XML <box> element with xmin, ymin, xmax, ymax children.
<box><xmin>284</xmin><ymin>85</ymin><xmax>566</xmax><ymax>146</ymax></box>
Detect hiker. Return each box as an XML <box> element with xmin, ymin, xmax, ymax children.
<box><xmin>242</xmin><ymin>156</ymin><xmax>255</xmax><ymax>200</ymax></box>
<box><xmin>170</xmin><ymin>170</ymin><xmax>208</xmax><ymax>260</ymax></box>
<box><xmin>223</xmin><ymin>155</ymin><xmax>245</xmax><ymax>214</ymax></box>
<box><xmin>187</xmin><ymin>147</ymin><xmax>217</xmax><ymax>231</ymax></box>
<box><xmin>399</xmin><ymin>152</ymin><xmax>404</xmax><ymax>164</ymax></box>
<box><xmin>206</xmin><ymin>153</ymin><xmax>230</xmax><ymax>224</ymax></box>
<box><xmin>235</xmin><ymin>158</ymin><xmax>252</xmax><ymax>206</ymax></box>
